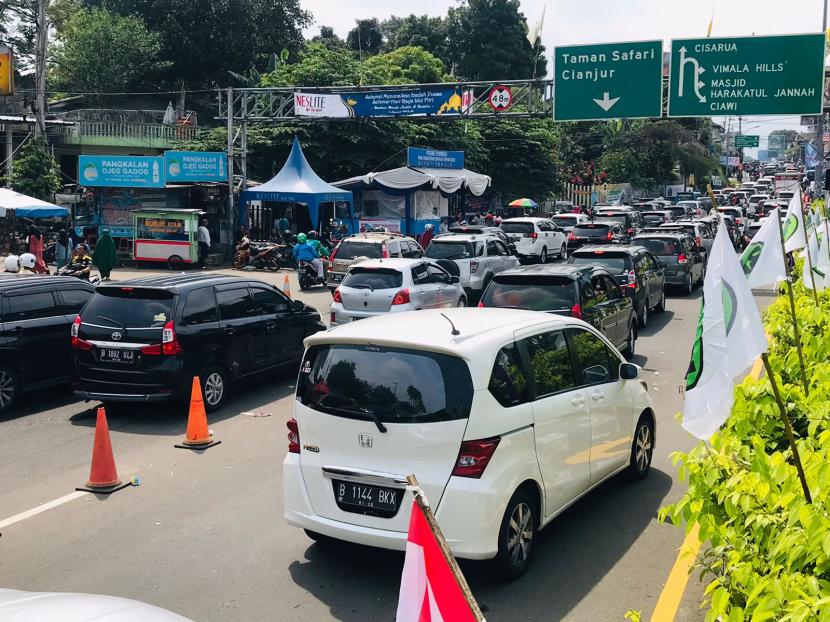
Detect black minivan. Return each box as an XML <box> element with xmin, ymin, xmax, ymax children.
<box><xmin>73</xmin><ymin>274</ymin><xmax>326</xmax><ymax>411</ymax></box>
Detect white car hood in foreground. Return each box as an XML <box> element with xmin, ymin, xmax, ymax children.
<box><xmin>0</xmin><ymin>588</ymin><xmax>192</xmax><ymax>622</ymax></box>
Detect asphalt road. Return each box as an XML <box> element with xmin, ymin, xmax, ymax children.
<box><xmin>0</xmin><ymin>264</ymin><xmax>762</xmax><ymax>621</ymax></box>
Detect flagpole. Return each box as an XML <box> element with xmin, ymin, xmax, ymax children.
<box><xmin>406</xmin><ymin>475</ymin><xmax>487</xmax><ymax>622</ymax></box>
<box><xmin>760</xmin><ymin>353</ymin><xmax>812</xmax><ymax>504</ymax></box>
<box><xmin>804</xmin><ymin>228</ymin><xmax>820</xmax><ymax>303</ymax></box>
<box><xmin>775</xmin><ymin>213</ymin><xmax>811</xmax><ymax>396</ymax></box>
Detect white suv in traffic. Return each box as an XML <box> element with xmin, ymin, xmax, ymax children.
<box><xmin>424</xmin><ymin>233</ymin><xmax>519</xmax><ymax>299</ymax></box>
<box><xmin>283</xmin><ymin>308</ymin><xmax>656</xmax><ymax>578</ymax></box>
<box><xmin>500</xmin><ymin>217</ymin><xmax>568</xmax><ymax>263</ymax></box>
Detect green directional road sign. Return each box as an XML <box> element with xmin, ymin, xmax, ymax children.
<box><xmin>668</xmin><ymin>34</ymin><xmax>825</xmax><ymax>117</ymax></box>
<box><xmin>735</xmin><ymin>135</ymin><xmax>760</xmax><ymax>148</ymax></box>
<box><xmin>553</xmin><ymin>40</ymin><xmax>663</xmax><ymax>121</ymax></box>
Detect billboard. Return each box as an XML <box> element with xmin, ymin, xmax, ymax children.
<box><xmin>407</xmin><ymin>147</ymin><xmax>464</xmax><ymax>169</ymax></box>
<box><xmin>164</xmin><ymin>151</ymin><xmax>226</xmax><ymax>183</ymax></box>
<box><xmin>79</xmin><ymin>155</ymin><xmax>165</xmax><ymax>188</ymax></box>
<box><xmin>294</xmin><ymin>88</ymin><xmax>467</xmax><ymax>118</ymax></box>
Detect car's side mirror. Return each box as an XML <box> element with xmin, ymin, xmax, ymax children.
<box><xmin>292</xmin><ymin>299</ymin><xmax>305</xmax><ymax>312</ymax></box>
<box><xmin>620</xmin><ymin>362</ymin><xmax>639</xmax><ymax>380</ymax></box>
<box><xmin>450</xmin><ymin>275</ymin><xmax>460</xmax><ymax>284</ymax></box>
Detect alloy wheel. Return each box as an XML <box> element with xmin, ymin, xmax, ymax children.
<box><xmin>204</xmin><ymin>372</ymin><xmax>225</xmax><ymax>406</ymax></box>
<box><xmin>635</xmin><ymin>423</ymin><xmax>653</xmax><ymax>473</ymax></box>
<box><xmin>507</xmin><ymin>502</ymin><xmax>534</xmax><ymax>567</ymax></box>
<box><xmin>540</xmin><ymin>248</ymin><xmax>547</xmax><ymax>264</ymax></box>
<box><xmin>0</xmin><ymin>370</ymin><xmax>14</xmax><ymax>408</ymax></box>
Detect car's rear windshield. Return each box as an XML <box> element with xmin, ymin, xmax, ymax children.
<box><xmin>574</xmin><ymin>224</ymin><xmax>611</xmax><ymax>237</ymax></box>
<box><xmin>595</xmin><ymin>214</ymin><xmax>627</xmax><ymax>225</ymax></box>
<box><xmin>643</xmin><ymin>214</ymin><xmax>666</xmax><ymax>223</ymax></box>
<box><xmin>425</xmin><ymin>241</ymin><xmax>477</xmax><ymax>260</ymax></box>
<box><xmin>336</xmin><ymin>241</ymin><xmax>382</xmax><ymax>260</ymax></box>
<box><xmin>633</xmin><ymin>237</ymin><xmax>681</xmax><ymax>256</ymax></box>
<box><xmin>568</xmin><ymin>252</ymin><xmax>631</xmax><ymax>274</ymax></box>
<box><xmin>720</xmin><ymin>209</ymin><xmax>741</xmax><ymax>216</ymax></box>
<box><xmin>83</xmin><ymin>288</ymin><xmax>174</xmax><ymax>328</ymax></box>
<box><xmin>297</xmin><ymin>344</ymin><xmax>473</xmax><ymax>423</ymax></box>
<box><xmin>552</xmin><ymin>216</ymin><xmax>579</xmax><ymax>224</ymax></box>
<box><xmin>500</xmin><ymin>222</ymin><xmax>534</xmax><ymax>234</ymax></box>
<box><xmin>666</xmin><ymin>207</ymin><xmax>686</xmax><ymax>216</ymax></box>
<box><xmin>342</xmin><ymin>267</ymin><xmax>403</xmax><ymax>290</ymax></box>
<box><xmin>483</xmin><ymin>276</ymin><xmax>576</xmax><ymax>311</ymax></box>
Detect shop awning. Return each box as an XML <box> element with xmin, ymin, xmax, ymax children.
<box><xmin>0</xmin><ymin>189</ymin><xmax>70</xmax><ymax>218</ymax></box>
<box><xmin>238</xmin><ymin>136</ymin><xmax>352</xmax><ymax>228</ymax></box>
<box><xmin>333</xmin><ymin>166</ymin><xmax>491</xmax><ymax>196</ymax></box>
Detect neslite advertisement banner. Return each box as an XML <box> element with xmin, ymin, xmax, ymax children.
<box><xmin>294</xmin><ymin>88</ymin><xmax>467</xmax><ymax>118</ymax></box>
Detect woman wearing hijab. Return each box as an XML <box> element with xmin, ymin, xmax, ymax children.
<box><xmin>92</xmin><ymin>229</ymin><xmax>117</xmax><ymax>280</ymax></box>
<box><xmin>55</xmin><ymin>229</ymin><xmax>72</xmax><ymax>268</ymax></box>
<box><xmin>27</xmin><ymin>226</ymin><xmax>48</xmax><ymax>274</ymax></box>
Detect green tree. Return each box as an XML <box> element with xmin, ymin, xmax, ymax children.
<box><xmin>361</xmin><ymin>47</ymin><xmax>445</xmax><ymax>85</ymax></box>
<box><xmin>262</xmin><ymin>42</ymin><xmax>359</xmax><ymax>87</ymax></box>
<box><xmin>309</xmin><ymin>25</ymin><xmax>345</xmax><ymax>50</ymax></box>
<box><xmin>51</xmin><ymin>8</ymin><xmax>166</xmax><ymax>99</ymax></box>
<box><xmin>346</xmin><ymin>18</ymin><xmax>383</xmax><ymax>58</ymax></box>
<box><xmin>7</xmin><ymin>137</ymin><xmax>62</xmax><ymax>200</ymax></box>
<box><xmin>381</xmin><ymin>15</ymin><xmax>449</xmax><ymax>65</ymax></box>
<box><xmin>81</xmin><ymin>0</ymin><xmax>310</xmax><ymax>88</ymax></box>
<box><xmin>446</xmin><ymin>0</ymin><xmax>546</xmax><ymax>80</ymax></box>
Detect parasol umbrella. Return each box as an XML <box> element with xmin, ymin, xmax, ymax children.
<box><xmin>508</xmin><ymin>198</ymin><xmax>537</xmax><ymax>208</ymax></box>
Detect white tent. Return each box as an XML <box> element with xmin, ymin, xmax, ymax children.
<box><xmin>0</xmin><ymin>188</ymin><xmax>69</xmax><ymax>218</ymax></box>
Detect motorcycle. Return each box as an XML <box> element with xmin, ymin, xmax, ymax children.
<box><xmin>57</xmin><ymin>263</ymin><xmax>101</xmax><ymax>285</ymax></box>
<box><xmin>297</xmin><ymin>260</ymin><xmax>326</xmax><ymax>290</ymax></box>
<box><xmin>233</xmin><ymin>239</ymin><xmax>281</xmax><ymax>271</ymax></box>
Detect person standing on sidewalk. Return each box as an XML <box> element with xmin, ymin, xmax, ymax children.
<box><xmin>197</xmin><ymin>219</ymin><xmax>211</xmax><ymax>269</ymax></box>
<box><xmin>92</xmin><ymin>229</ymin><xmax>117</xmax><ymax>280</ymax></box>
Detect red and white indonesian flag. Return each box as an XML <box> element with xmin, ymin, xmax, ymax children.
<box><xmin>396</xmin><ymin>501</ymin><xmax>479</xmax><ymax>622</ymax></box>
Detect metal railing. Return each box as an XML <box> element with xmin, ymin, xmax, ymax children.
<box><xmin>51</xmin><ymin>120</ymin><xmax>199</xmax><ymax>143</ymax></box>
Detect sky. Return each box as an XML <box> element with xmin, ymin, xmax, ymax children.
<box><xmin>298</xmin><ymin>0</ymin><xmax>830</xmax><ymax>155</ymax></box>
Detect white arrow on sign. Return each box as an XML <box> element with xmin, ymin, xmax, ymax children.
<box><xmin>593</xmin><ymin>92</ymin><xmax>621</xmax><ymax>112</ymax></box>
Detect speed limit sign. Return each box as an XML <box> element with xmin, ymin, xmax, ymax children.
<box><xmin>488</xmin><ymin>85</ymin><xmax>513</xmax><ymax>111</ymax></box>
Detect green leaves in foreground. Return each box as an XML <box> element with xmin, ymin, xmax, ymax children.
<box><xmin>661</xmin><ymin>274</ymin><xmax>830</xmax><ymax>621</ymax></box>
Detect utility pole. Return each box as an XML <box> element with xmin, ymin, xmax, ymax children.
<box><xmin>738</xmin><ymin>116</ymin><xmax>744</xmax><ymax>180</ymax></box>
<box><xmin>33</xmin><ymin>0</ymin><xmax>48</xmax><ymax>137</ymax></box>
<box><xmin>816</xmin><ymin>0</ymin><xmax>828</xmax><ymax>195</ymax></box>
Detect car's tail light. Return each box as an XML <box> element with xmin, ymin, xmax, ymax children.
<box><xmin>141</xmin><ymin>320</ymin><xmax>182</xmax><ymax>355</ymax></box>
<box><xmin>392</xmin><ymin>289</ymin><xmax>410</xmax><ymax>305</ymax></box>
<box><xmin>528</xmin><ymin>232</ymin><xmax>538</xmax><ymax>240</ymax></box>
<box><xmin>695</xmin><ymin>235</ymin><xmax>702</xmax><ymax>247</ymax></box>
<box><xmin>607</xmin><ymin>230</ymin><xmax>613</xmax><ymax>240</ymax></box>
<box><xmin>678</xmin><ymin>253</ymin><xmax>688</xmax><ymax>264</ymax></box>
<box><xmin>287</xmin><ymin>418</ymin><xmax>300</xmax><ymax>454</ymax></box>
<box><xmin>477</xmin><ymin>300</ymin><xmax>484</xmax><ymax>307</ymax></box>
<box><xmin>382</xmin><ymin>244</ymin><xmax>390</xmax><ymax>258</ymax></box>
<box><xmin>470</xmin><ymin>260</ymin><xmax>479</xmax><ymax>273</ymax></box>
<box><xmin>329</xmin><ymin>244</ymin><xmax>339</xmax><ymax>262</ymax></box>
<box><xmin>624</xmin><ymin>269</ymin><xmax>637</xmax><ymax>289</ymax></box>
<box><xmin>627</xmin><ymin>227</ymin><xmax>634</xmax><ymax>235</ymax></box>
<box><xmin>570</xmin><ymin>303</ymin><xmax>583</xmax><ymax>319</ymax></box>
<box><xmin>70</xmin><ymin>315</ymin><xmax>93</xmax><ymax>350</ymax></box>
<box><xmin>330</xmin><ymin>312</ymin><xmax>336</xmax><ymax>324</ymax></box>
<box><xmin>452</xmin><ymin>437</ymin><xmax>501</xmax><ymax>478</ymax></box>
<box><xmin>568</xmin><ymin>232</ymin><xmax>575</xmax><ymax>241</ymax></box>
<box><xmin>332</xmin><ymin>288</ymin><xmax>342</xmax><ymax>303</ymax></box>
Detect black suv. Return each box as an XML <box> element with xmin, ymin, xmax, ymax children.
<box><xmin>567</xmin><ymin>245</ymin><xmax>666</xmax><ymax>328</ymax></box>
<box><xmin>479</xmin><ymin>264</ymin><xmax>637</xmax><ymax>359</ymax></box>
<box><xmin>631</xmin><ymin>232</ymin><xmax>705</xmax><ymax>295</ymax></box>
<box><xmin>0</xmin><ymin>275</ymin><xmax>96</xmax><ymax>413</ymax></box>
<box><xmin>73</xmin><ymin>274</ymin><xmax>326</xmax><ymax>411</ymax></box>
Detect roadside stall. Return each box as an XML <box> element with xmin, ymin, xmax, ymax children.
<box><xmin>133</xmin><ymin>208</ymin><xmax>203</xmax><ymax>269</ymax></box>
<box><xmin>0</xmin><ymin>188</ymin><xmax>70</xmax><ymax>251</ymax></box>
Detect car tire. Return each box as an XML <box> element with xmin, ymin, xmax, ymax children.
<box><xmin>457</xmin><ymin>297</ymin><xmax>466</xmax><ymax>307</ymax></box>
<box><xmin>622</xmin><ymin>323</ymin><xmax>636</xmax><ymax>360</ymax></box>
<box><xmin>559</xmin><ymin>243</ymin><xmax>567</xmax><ymax>259</ymax></box>
<box><xmin>655</xmin><ymin>290</ymin><xmax>666</xmax><ymax>313</ymax></box>
<box><xmin>539</xmin><ymin>247</ymin><xmax>547</xmax><ymax>264</ymax></box>
<box><xmin>0</xmin><ymin>365</ymin><xmax>19</xmax><ymax>413</ymax></box>
<box><xmin>684</xmin><ymin>273</ymin><xmax>693</xmax><ymax>295</ymax></box>
<box><xmin>199</xmin><ymin>366</ymin><xmax>229</xmax><ymax>413</ymax></box>
<box><xmin>638</xmin><ymin>299</ymin><xmax>649</xmax><ymax>329</ymax></box>
<box><xmin>494</xmin><ymin>487</ymin><xmax>537</xmax><ymax>580</ymax></box>
<box><xmin>628</xmin><ymin>414</ymin><xmax>654</xmax><ymax>480</ymax></box>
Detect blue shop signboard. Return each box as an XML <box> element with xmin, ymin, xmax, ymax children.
<box><xmin>164</xmin><ymin>151</ymin><xmax>226</xmax><ymax>183</ymax></box>
<box><xmin>407</xmin><ymin>147</ymin><xmax>464</xmax><ymax>169</ymax></box>
<box><xmin>79</xmin><ymin>155</ymin><xmax>165</xmax><ymax>188</ymax></box>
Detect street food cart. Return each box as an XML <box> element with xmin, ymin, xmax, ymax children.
<box><xmin>133</xmin><ymin>208</ymin><xmax>203</xmax><ymax>268</ymax></box>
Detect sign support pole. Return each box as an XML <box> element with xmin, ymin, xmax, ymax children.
<box><xmin>226</xmin><ymin>87</ymin><xmax>235</xmax><ymax>253</ymax></box>
<box><xmin>816</xmin><ymin>0</ymin><xmax>828</xmax><ymax>195</ymax></box>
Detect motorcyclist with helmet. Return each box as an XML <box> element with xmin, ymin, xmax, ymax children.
<box><xmin>292</xmin><ymin>233</ymin><xmax>323</xmax><ymax>279</ymax></box>
<box><xmin>60</xmin><ymin>244</ymin><xmax>93</xmax><ymax>280</ymax></box>
<box><xmin>306</xmin><ymin>230</ymin><xmax>329</xmax><ymax>259</ymax></box>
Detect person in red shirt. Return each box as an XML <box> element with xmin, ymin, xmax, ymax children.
<box><xmin>419</xmin><ymin>223</ymin><xmax>435</xmax><ymax>249</ymax></box>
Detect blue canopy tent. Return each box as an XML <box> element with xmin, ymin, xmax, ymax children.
<box><xmin>238</xmin><ymin>137</ymin><xmax>352</xmax><ymax>232</ymax></box>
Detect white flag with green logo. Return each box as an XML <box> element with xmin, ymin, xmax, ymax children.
<box><xmin>817</xmin><ymin>223</ymin><xmax>830</xmax><ymax>287</ymax></box>
<box><xmin>739</xmin><ymin>208</ymin><xmax>787</xmax><ymax>289</ymax></box>
<box><xmin>683</xmin><ymin>224</ymin><xmax>768</xmax><ymax>440</ymax></box>
<box><xmin>783</xmin><ymin>193</ymin><xmax>807</xmax><ymax>253</ymax></box>
<box><xmin>802</xmin><ymin>228</ymin><xmax>826</xmax><ymax>291</ymax></box>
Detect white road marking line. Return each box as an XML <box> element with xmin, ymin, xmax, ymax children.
<box><xmin>0</xmin><ymin>491</ymin><xmax>88</xmax><ymax>530</ymax></box>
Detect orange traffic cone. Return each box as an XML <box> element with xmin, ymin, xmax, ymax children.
<box><xmin>76</xmin><ymin>407</ymin><xmax>130</xmax><ymax>494</ymax></box>
<box><xmin>175</xmin><ymin>377</ymin><xmax>221</xmax><ymax>450</ymax></box>
<box><xmin>282</xmin><ymin>273</ymin><xmax>291</xmax><ymax>299</ymax></box>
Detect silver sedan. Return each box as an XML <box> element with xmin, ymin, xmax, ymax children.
<box><xmin>330</xmin><ymin>258</ymin><xmax>467</xmax><ymax>326</ymax></box>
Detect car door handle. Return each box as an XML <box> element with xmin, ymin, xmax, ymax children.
<box><xmin>571</xmin><ymin>396</ymin><xmax>586</xmax><ymax>407</ymax></box>
<box><xmin>223</xmin><ymin>326</ymin><xmax>236</xmax><ymax>336</ymax></box>
<box><xmin>591</xmin><ymin>392</ymin><xmax>604</xmax><ymax>401</ymax></box>
<box><xmin>265</xmin><ymin>322</ymin><xmax>277</xmax><ymax>333</ymax></box>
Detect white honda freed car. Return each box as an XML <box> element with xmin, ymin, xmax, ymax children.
<box><xmin>283</xmin><ymin>308</ymin><xmax>655</xmax><ymax>578</ymax></box>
